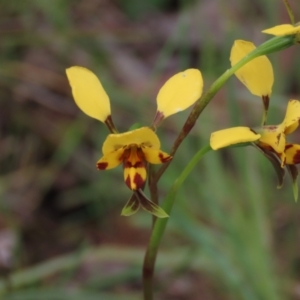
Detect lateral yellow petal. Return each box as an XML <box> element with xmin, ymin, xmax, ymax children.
<box><xmin>285</xmin><ymin>144</ymin><xmax>300</xmax><ymax>165</ymax></box>
<box><xmin>66</xmin><ymin>66</ymin><xmax>111</xmax><ymax>122</ymax></box>
<box><xmin>262</xmin><ymin>24</ymin><xmax>300</xmax><ymax>36</ymax></box>
<box><xmin>142</xmin><ymin>147</ymin><xmax>172</xmax><ymax>164</ymax></box>
<box><xmin>96</xmin><ymin>147</ymin><xmax>124</xmax><ymax>170</ymax></box>
<box><xmin>283</xmin><ymin>100</ymin><xmax>300</xmax><ymax>134</ymax></box>
<box><xmin>210</xmin><ymin>127</ymin><xmax>261</xmax><ymax>150</ymax></box>
<box><xmin>230</xmin><ymin>40</ymin><xmax>273</xmax><ymax>97</ymax></box>
<box><xmin>102</xmin><ymin>127</ymin><xmax>160</xmax><ymax>155</ymax></box>
<box><xmin>156</xmin><ymin>69</ymin><xmax>203</xmax><ymax>119</ymax></box>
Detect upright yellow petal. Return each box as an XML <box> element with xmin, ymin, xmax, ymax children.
<box><xmin>283</xmin><ymin>100</ymin><xmax>300</xmax><ymax>134</ymax></box>
<box><xmin>66</xmin><ymin>66</ymin><xmax>111</xmax><ymax>122</ymax></box>
<box><xmin>156</xmin><ymin>69</ymin><xmax>203</xmax><ymax>119</ymax></box>
<box><xmin>210</xmin><ymin>127</ymin><xmax>261</xmax><ymax>150</ymax></box>
<box><xmin>262</xmin><ymin>24</ymin><xmax>300</xmax><ymax>36</ymax></box>
<box><xmin>230</xmin><ymin>40</ymin><xmax>273</xmax><ymax>97</ymax></box>
<box><xmin>102</xmin><ymin>127</ymin><xmax>160</xmax><ymax>155</ymax></box>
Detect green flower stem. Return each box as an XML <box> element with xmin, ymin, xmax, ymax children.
<box><xmin>143</xmin><ymin>144</ymin><xmax>212</xmax><ymax>300</ymax></box>
<box><xmin>152</xmin><ymin>35</ymin><xmax>294</xmax><ymax>185</ymax></box>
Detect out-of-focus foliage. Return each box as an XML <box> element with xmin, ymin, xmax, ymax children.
<box><xmin>0</xmin><ymin>0</ymin><xmax>300</xmax><ymax>299</ymax></box>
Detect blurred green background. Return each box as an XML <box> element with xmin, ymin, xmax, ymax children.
<box><xmin>0</xmin><ymin>0</ymin><xmax>300</xmax><ymax>299</ymax></box>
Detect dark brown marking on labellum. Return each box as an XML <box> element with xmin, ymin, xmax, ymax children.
<box><xmin>293</xmin><ymin>150</ymin><xmax>300</xmax><ymax>164</ymax></box>
<box><xmin>97</xmin><ymin>162</ymin><xmax>108</xmax><ymax>170</ymax></box>
<box><xmin>123</xmin><ymin>160</ymin><xmax>145</xmax><ymax>169</ymax></box>
<box><xmin>159</xmin><ymin>152</ymin><xmax>172</xmax><ymax>163</ymax></box>
<box><xmin>133</xmin><ymin>172</ymin><xmax>145</xmax><ymax>190</ymax></box>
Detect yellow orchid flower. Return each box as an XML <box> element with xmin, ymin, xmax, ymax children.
<box><xmin>210</xmin><ymin>100</ymin><xmax>300</xmax><ymax>200</ymax></box>
<box><xmin>262</xmin><ymin>23</ymin><xmax>300</xmax><ymax>36</ymax></box>
<box><xmin>97</xmin><ymin>127</ymin><xmax>172</xmax><ymax>190</ymax></box>
<box><xmin>230</xmin><ymin>40</ymin><xmax>274</xmax><ymax>125</ymax></box>
<box><xmin>66</xmin><ymin>66</ymin><xmax>203</xmax><ymax>216</ymax></box>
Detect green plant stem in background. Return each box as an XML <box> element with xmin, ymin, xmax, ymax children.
<box><xmin>145</xmin><ymin>34</ymin><xmax>295</xmax><ymax>300</ymax></box>
<box><xmin>152</xmin><ymin>35</ymin><xmax>294</xmax><ymax>186</ymax></box>
<box><xmin>283</xmin><ymin>0</ymin><xmax>295</xmax><ymax>25</ymax></box>
<box><xmin>143</xmin><ymin>144</ymin><xmax>212</xmax><ymax>300</ymax></box>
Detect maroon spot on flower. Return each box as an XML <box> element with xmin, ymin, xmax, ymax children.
<box><xmin>285</xmin><ymin>144</ymin><xmax>293</xmax><ymax>150</ymax></box>
<box><xmin>124</xmin><ymin>171</ymin><xmax>145</xmax><ymax>190</ymax></box>
<box><xmin>293</xmin><ymin>150</ymin><xmax>300</xmax><ymax>164</ymax></box>
<box><xmin>124</xmin><ymin>160</ymin><xmax>145</xmax><ymax>168</ymax></box>
<box><xmin>133</xmin><ymin>173</ymin><xmax>145</xmax><ymax>190</ymax></box>
<box><xmin>159</xmin><ymin>152</ymin><xmax>172</xmax><ymax>163</ymax></box>
<box><xmin>97</xmin><ymin>162</ymin><xmax>108</xmax><ymax>170</ymax></box>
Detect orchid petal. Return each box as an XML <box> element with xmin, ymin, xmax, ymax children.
<box><xmin>97</xmin><ymin>147</ymin><xmax>124</xmax><ymax>170</ymax></box>
<box><xmin>155</xmin><ymin>69</ymin><xmax>203</xmax><ymax>121</ymax></box>
<box><xmin>259</xmin><ymin>127</ymin><xmax>286</xmax><ymax>157</ymax></box>
<box><xmin>102</xmin><ymin>127</ymin><xmax>160</xmax><ymax>155</ymax></box>
<box><xmin>210</xmin><ymin>127</ymin><xmax>261</xmax><ymax>150</ymax></box>
<box><xmin>283</xmin><ymin>100</ymin><xmax>300</xmax><ymax>134</ymax></box>
<box><xmin>66</xmin><ymin>67</ymin><xmax>111</xmax><ymax>122</ymax></box>
<box><xmin>142</xmin><ymin>147</ymin><xmax>172</xmax><ymax>164</ymax></box>
<box><xmin>230</xmin><ymin>40</ymin><xmax>273</xmax><ymax>97</ymax></box>
<box><xmin>285</xmin><ymin>144</ymin><xmax>300</xmax><ymax>165</ymax></box>
<box><xmin>262</xmin><ymin>24</ymin><xmax>300</xmax><ymax>36</ymax></box>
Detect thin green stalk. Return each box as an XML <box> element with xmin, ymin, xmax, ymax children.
<box><xmin>143</xmin><ymin>144</ymin><xmax>212</xmax><ymax>300</ymax></box>
<box><xmin>283</xmin><ymin>0</ymin><xmax>295</xmax><ymax>25</ymax></box>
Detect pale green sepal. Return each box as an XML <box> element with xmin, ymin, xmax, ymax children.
<box><xmin>121</xmin><ymin>194</ymin><xmax>140</xmax><ymax>216</ymax></box>
<box><xmin>136</xmin><ymin>190</ymin><xmax>169</xmax><ymax>218</ymax></box>
<box><xmin>287</xmin><ymin>165</ymin><xmax>298</xmax><ymax>202</ymax></box>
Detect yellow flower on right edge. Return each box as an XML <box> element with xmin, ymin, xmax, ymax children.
<box><xmin>210</xmin><ymin>39</ymin><xmax>300</xmax><ymax>200</ymax></box>
<box><xmin>262</xmin><ymin>23</ymin><xmax>300</xmax><ymax>36</ymax></box>
<box><xmin>210</xmin><ymin>100</ymin><xmax>300</xmax><ymax>200</ymax></box>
